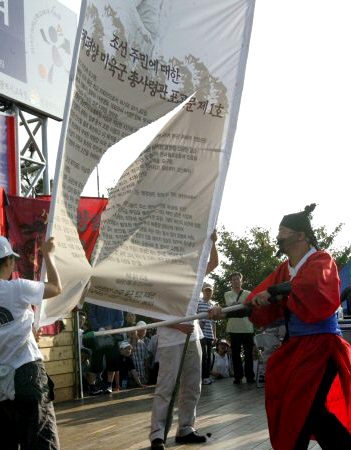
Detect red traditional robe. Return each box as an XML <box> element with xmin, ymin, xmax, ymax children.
<box><xmin>247</xmin><ymin>251</ymin><xmax>351</xmax><ymax>449</ymax></box>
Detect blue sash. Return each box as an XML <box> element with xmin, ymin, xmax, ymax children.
<box><xmin>289</xmin><ymin>312</ymin><xmax>342</xmax><ymax>337</ymax></box>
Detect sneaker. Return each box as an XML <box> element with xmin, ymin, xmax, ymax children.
<box><xmin>103</xmin><ymin>383</ymin><xmax>113</xmax><ymax>394</ymax></box>
<box><xmin>150</xmin><ymin>438</ymin><xmax>165</xmax><ymax>449</ymax></box>
<box><xmin>246</xmin><ymin>378</ymin><xmax>256</xmax><ymax>384</ymax></box>
<box><xmin>175</xmin><ymin>431</ymin><xmax>207</xmax><ymax>444</ymax></box>
<box><xmin>202</xmin><ymin>378</ymin><xmax>212</xmax><ymax>385</ymax></box>
<box><xmin>233</xmin><ymin>379</ymin><xmax>242</xmax><ymax>384</ymax></box>
<box><xmin>88</xmin><ymin>384</ymin><xmax>103</xmax><ymax>396</ymax></box>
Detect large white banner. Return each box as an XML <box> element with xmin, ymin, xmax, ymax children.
<box><xmin>39</xmin><ymin>0</ymin><xmax>255</xmax><ymax>326</ymax></box>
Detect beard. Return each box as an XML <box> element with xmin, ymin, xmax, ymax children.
<box><xmin>276</xmin><ymin>234</ymin><xmax>299</xmax><ymax>257</ymax></box>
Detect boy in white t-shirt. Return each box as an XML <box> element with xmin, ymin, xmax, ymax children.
<box><xmin>0</xmin><ymin>236</ymin><xmax>62</xmax><ymax>450</ymax></box>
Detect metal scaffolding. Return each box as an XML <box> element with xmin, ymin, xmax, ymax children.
<box><xmin>0</xmin><ymin>97</ymin><xmax>51</xmax><ymax>197</ymax></box>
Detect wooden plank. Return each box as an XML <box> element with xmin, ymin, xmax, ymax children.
<box><xmin>54</xmin><ymin>386</ymin><xmax>75</xmax><ymax>403</ymax></box>
<box><xmin>54</xmin><ymin>379</ymin><xmax>323</xmax><ymax>450</ymax></box>
<box><xmin>45</xmin><ymin>358</ymin><xmax>74</xmax><ymax>376</ymax></box>
<box><xmin>39</xmin><ymin>332</ymin><xmax>73</xmax><ymax>348</ymax></box>
<box><xmin>41</xmin><ymin>346</ymin><xmax>74</xmax><ymax>362</ymax></box>
<box><xmin>62</xmin><ymin>317</ymin><xmax>74</xmax><ymax>332</ymax></box>
<box><xmin>51</xmin><ymin>373</ymin><xmax>75</xmax><ymax>389</ymax></box>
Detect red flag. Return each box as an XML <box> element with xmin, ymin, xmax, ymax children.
<box><xmin>5</xmin><ymin>195</ymin><xmax>108</xmax><ymax>334</ymax></box>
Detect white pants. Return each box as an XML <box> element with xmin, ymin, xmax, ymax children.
<box><xmin>149</xmin><ymin>339</ymin><xmax>202</xmax><ymax>441</ymax></box>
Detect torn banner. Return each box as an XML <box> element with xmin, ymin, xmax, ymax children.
<box><xmin>39</xmin><ymin>0</ymin><xmax>255</xmax><ymax>326</ymax></box>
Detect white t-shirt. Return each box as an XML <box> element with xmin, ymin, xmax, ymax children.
<box><xmin>0</xmin><ymin>279</ymin><xmax>45</xmax><ymax>369</ymax></box>
<box><xmin>211</xmin><ymin>352</ymin><xmax>231</xmax><ymax>378</ymax></box>
<box><xmin>157</xmin><ymin>320</ymin><xmax>203</xmax><ymax>348</ymax></box>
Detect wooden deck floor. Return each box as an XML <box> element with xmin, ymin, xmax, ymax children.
<box><xmin>55</xmin><ymin>378</ymin><xmax>321</xmax><ymax>450</ymax></box>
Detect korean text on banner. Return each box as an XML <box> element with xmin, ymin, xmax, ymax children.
<box><xmin>39</xmin><ymin>0</ymin><xmax>255</xmax><ymax>326</ymax></box>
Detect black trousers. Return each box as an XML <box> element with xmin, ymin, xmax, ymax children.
<box><xmin>294</xmin><ymin>358</ymin><xmax>351</xmax><ymax>449</ymax></box>
<box><xmin>230</xmin><ymin>333</ymin><xmax>255</xmax><ymax>381</ymax></box>
<box><xmin>0</xmin><ymin>361</ymin><xmax>60</xmax><ymax>450</ymax></box>
<box><xmin>148</xmin><ymin>362</ymin><xmax>159</xmax><ymax>385</ymax></box>
<box><xmin>200</xmin><ymin>338</ymin><xmax>213</xmax><ymax>379</ymax></box>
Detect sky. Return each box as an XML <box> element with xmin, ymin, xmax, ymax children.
<box><xmin>49</xmin><ymin>0</ymin><xmax>351</xmax><ymax>251</ymax></box>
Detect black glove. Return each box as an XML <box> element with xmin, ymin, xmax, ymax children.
<box><xmin>226</xmin><ymin>304</ymin><xmax>253</xmax><ymax>318</ymax></box>
<box><xmin>267</xmin><ymin>281</ymin><xmax>292</xmax><ymax>297</ymax></box>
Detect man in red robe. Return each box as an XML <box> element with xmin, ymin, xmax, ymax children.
<box><xmin>211</xmin><ymin>204</ymin><xmax>351</xmax><ymax>449</ymax></box>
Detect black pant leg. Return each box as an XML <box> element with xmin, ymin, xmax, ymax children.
<box><xmin>294</xmin><ymin>359</ymin><xmax>351</xmax><ymax>449</ymax></box>
<box><xmin>15</xmin><ymin>398</ymin><xmax>60</xmax><ymax>450</ymax></box>
<box><xmin>206</xmin><ymin>340</ymin><xmax>213</xmax><ymax>378</ymax></box>
<box><xmin>201</xmin><ymin>339</ymin><xmax>213</xmax><ymax>379</ymax></box>
<box><xmin>105</xmin><ymin>344</ymin><xmax>120</xmax><ymax>372</ymax></box>
<box><xmin>0</xmin><ymin>400</ymin><xmax>18</xmax><ymax>450</ymax></box>
<box><xmin>242</xmin><ymin>333</ymin><xmax>255</xmax><ymax>381</ymax></box>
<box><xmin>36</xmin><ymin>400</ymin><xmax>60</xmax><ymax>450</ymax></box>
<box><xmin>313</xmin><ymin>409</ymin><xmax>351</xmax><ymax>448</ymax></box>
<box><xmin>230</xmin><ymin>333</ymin><xmax>244</xmax><ymax>380</ymax></box>
<box><xmin>13</xmin><ymin>361</ymin><xmax>60</xmax><ymax>450</ymax></box>
<box><xmin>200</xmin><ymin>338</ymin><xmax>211</xmax><ymax>379</ymax></box>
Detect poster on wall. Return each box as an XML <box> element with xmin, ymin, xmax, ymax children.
<box><xmin>0</xmin><ymin>0</ymin><xmax>76</xmax><ymax>119</ymax></box>
<box><xmin>39</xmin><ymin>0</ymin><xmax>256</xmax><ymax>326</ymax></box>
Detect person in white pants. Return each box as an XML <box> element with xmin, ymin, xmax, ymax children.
<box><xmin>149</xmin><ymin>231</ymin><xmax>218</xmax><ymax>450</ymax></box>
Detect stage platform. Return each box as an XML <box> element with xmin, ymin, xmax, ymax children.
<box><xmin>55</xmin><ymin>378</ymin><xmax>321</xmax><ymax>450</ymax></box>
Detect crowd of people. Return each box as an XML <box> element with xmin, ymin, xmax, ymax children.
<box><xmin>79</xmin><ymin>308</ymin><xmax>159</xmax><ymax>395</ymax></box>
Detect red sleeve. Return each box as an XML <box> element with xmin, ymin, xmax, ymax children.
<box><xmin>288</xmin><ymin>251</ymin><xmax>340</xmax><ymax>323</ymax></box>
<box><xmin>246</xmin><ymin>261</ymin><xmax>290</xmax><ymax>327</ymax></box>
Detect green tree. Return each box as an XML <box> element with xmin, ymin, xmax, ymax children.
<box><xmin>314</xmin><ymin>224</ymin><xmax>351</xmax><ymax>269</ymax></box>
<box><xmin>210</xmin><ymin>226</ymin><xmax>281</xmax><ymax>308</ymax></box>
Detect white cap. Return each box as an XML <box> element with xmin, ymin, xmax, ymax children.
<box><xmin>119</xmin><ymin>340</ymin><xmax>132</xmax><ymax>350</ymax></box>
<box><xmin>136</xmin><ymin>320</ymin><xmax>147</xmax><ymax>327</ymax></box>
<box><xmin>202</xmin><ymin>282</ymin><xmax>213</xmax><ymax>291</ymax></box>
<box><xmin>0</xmin><ymin>237</ymin><xmax>19</xmax><ymax>259</ymax></box>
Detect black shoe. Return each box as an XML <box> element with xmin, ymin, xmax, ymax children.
<box><xmin>246</xmin><ymin>378</ymin><xmax>256</xmax><ymax>384</ymax></box>
<box><xmin>233</xmin><ymin>379</ymin><xmax>242</xmax><ymax>384</ymax></box>
<box><xmin>88</xmin><ymin>384</ymin><xmax>103</xmax><ymax>396</ymax></box>
<box><xmin>103</xmin><ymin>383</ymin><xmax>113</xmax><ymax>394</ymax></box>
<box><xmin>150</xmin><ymin>438</ymin><xmax>165</xmax><ymax>449</ymax></box>
<box><xmin>175</xmin><ymin>431</ymin><xmax>207</xmax><ymax>444</ymax></box>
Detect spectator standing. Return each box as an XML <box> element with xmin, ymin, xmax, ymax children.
<box><xmin>130</xmin><ymin>321</ymin><xmax>149</xmax><ymax>384</ymax></box>
<box><xmin>341</xmin><ymin>286</ymin><xmax>351</xmax><ymax>315</ymax></box>
<box><xmin>0</xmin><ymin>237</ymin><xmax>62</xmax><ymax>450</ymax></box>
<box><xmin>86</xmin><ymin>303</ymin><xmax>124</xmax><ymax>395</ymax></box>
<box><xmin>225</xmin><ymin>272</ymin><xmax>255</xmax><ymax>384</ymax></box>
<box><xmin>197</xmin><ymin>283</ymin><xmax>216</xmax><ymax>385</ymax></box>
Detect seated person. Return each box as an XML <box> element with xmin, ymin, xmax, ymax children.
<box><xmin>116</xmin><ymin>341</ymin><xmax>146</xmax><ymax>389</ymax></box>
<box><xmin>211</xmin><ymin>339</ymin><xmax>233</xmax><ymax>379</ymax></box>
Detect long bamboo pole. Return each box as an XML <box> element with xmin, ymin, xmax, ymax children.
<box><xmin>83</xmin><ymin>303</ymin><xmax>250</xmax><ymax>339</ymax></box>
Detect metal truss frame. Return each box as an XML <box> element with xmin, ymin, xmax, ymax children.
<box><xmin>0</xmin><ymin>97</ymin><xmax>51</xmax><ymax>196</ymax></box>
